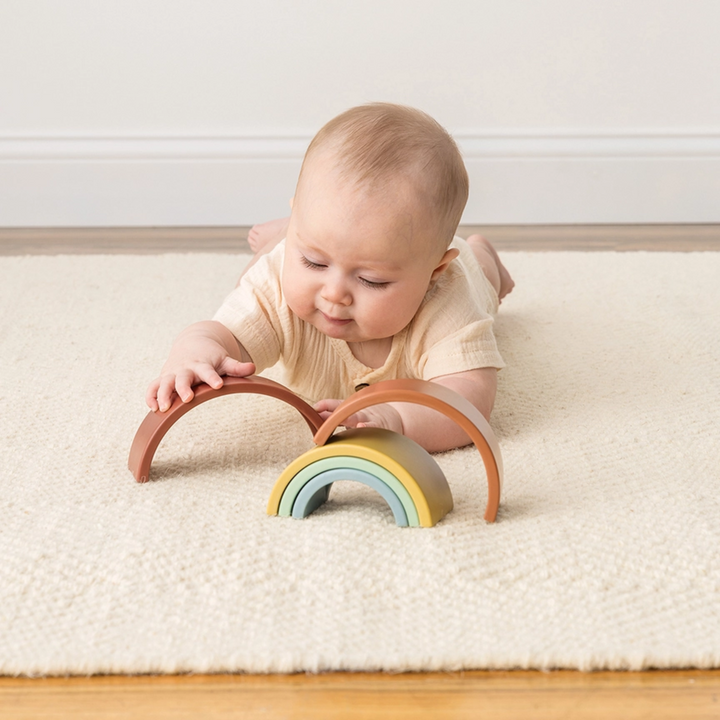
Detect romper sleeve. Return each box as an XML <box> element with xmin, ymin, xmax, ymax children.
<box><xmin>409</xmin><ymin>242</ymin><xmax>505</xmax><ymax>380</ymax></box>
<box><xmin>212</xmin><ymin>243</ymin><xmax>286</xmax><ymax>373</ymax></box>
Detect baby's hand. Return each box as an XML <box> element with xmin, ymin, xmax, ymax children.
<box><xmin>146</xmin><ymin>321</ymin><xmax>255</xmax><ymax>413</ymax></box>
<box><xmin>314</xmin><ymin>399</ymin><xmax>404</xmax><ymax>435</ymax></box>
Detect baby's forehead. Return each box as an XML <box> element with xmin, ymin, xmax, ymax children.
<box><xmin>298</xmin><ymin>150</ymin><xmax>447</xmax><ymax>250</ymax></box>
<box><xmin>309</xmin><ymin>154</ymin><xmax>428</xmax><ymax>208</ymax></box>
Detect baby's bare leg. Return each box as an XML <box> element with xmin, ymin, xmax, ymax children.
<box><xmin>238</xmin><ymin>217</ymin><xmax>290</xmax><ymax>285</ymax></box>
<box><xmin>466</xmin><ymin>234</ymin><xmax>515</xmax><ymax>302</ymax></box>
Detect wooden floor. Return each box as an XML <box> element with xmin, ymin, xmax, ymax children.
<box><xmin>2</xmin><ymin>224</ymin><xmax>719</xmax><ymax>719</ymax></box>
<box><xmin>2</xmin><ymin>670</ymin><xmax>719</xmax><ymax>720</ymax></box>
<box><xmin>1</xmin><ymin>223</ymin><xmax>720</xmax><ymax>254</ymax></box>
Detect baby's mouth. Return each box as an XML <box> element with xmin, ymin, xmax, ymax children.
<box><xmin>320</xmin><ymin>311</ymin><xmax>352</xmax><ymax>326</ymax></box>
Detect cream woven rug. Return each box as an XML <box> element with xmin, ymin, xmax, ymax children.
<box><xmin>1</xmin><ymin>250</ymin><xmax>719</xmax><ymax>676</ymax></box>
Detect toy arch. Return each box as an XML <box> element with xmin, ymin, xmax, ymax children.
<box><xmin>293</xmin><ymin>468</ymin><xmax>411</xmax><ymax>526</ymax></box>
<box><xmin>312</xmin><ymin>379</ymin><xmax>504</xmax><ymax>522</ymax></box>
<box><xmin>268</xmin><ymin>427</ymin><xmax>453</xmax><ymax>527</ymax></box>
<box><xmin>128</xmin><ymin>376</ymin><xmax>323</xmax><ymax>483</ymax></box>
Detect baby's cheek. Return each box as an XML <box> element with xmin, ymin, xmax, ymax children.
<box><xmin>372</xmin><ymin>292</ymin><xmax>416</xmax><ymax>332</ymax></box>
<box><xmin>285</xmin><ymin>285</ymin><xmax>313</xmax><ymax>321</ymax></box>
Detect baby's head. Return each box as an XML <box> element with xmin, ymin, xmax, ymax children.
<box><xmin>296</xmin><ymin>102</ymin><xmax>469</xmax><ymax>248</ymax></box>
<box><xmin>282</xmin><ymin>103</ymin><xmax>469</xmax><ymax>347</ymax></box>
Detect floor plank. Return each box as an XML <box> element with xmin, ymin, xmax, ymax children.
<box><xmin>0</xmin><ymin>226</ymin><xmax>249</xmax><ymax>255</ymax></box>
<box><xmin>1</xmin><ymin>670</ymin><xmax>719</xmax><ymax>720</ymax></box>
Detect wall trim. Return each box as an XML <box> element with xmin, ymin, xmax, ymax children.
<box><xmin>1</xmin><ymin>130</ymin><xmax>719</xmax><ymax>226</ymax></box>
<box><xmin>2</xmin><ymin>130</ymin><xmax>720</xmax><ymax>160</ymax></box>
<box><xmin>456</xmin><ymin>130</ymin><xmax>720</xmax><ymax>158</ymax></box>
<box><xmin>0</xmin><ymin>135</ymin><xmax>312</xmax><ymax>160</ymax></box>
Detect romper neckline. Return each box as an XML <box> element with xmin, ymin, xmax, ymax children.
<box><xmin>329</xmin><ymin>326</ymin><xmax>409</xmax><ymax>388</ymax></box>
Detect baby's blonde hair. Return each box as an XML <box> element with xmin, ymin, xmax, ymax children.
<box><xmin>297</xmin><ymin>103</ymin><xmax>469</xmax><ymax>246</ymax></box>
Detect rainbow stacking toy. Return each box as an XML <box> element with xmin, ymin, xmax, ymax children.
<box><xmin>128</xmin><ymin>377</ymin><xmax>503</xmax><ymax>526</ymax></box>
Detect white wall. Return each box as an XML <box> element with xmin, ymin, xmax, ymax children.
<box><xmin>1</xmin><ymin>0</ymin><xmax>719</xmax><ymax>226</ymax></box>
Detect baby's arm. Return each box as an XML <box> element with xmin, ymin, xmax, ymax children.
<box><xmin>398</xmin><ymin>368</ymin><xmax>497</xmax><ymax>451</ymax></box>
<box><xmin>146</xmin><ymin>320</ymin><xmax>255</xmax><ymax>412</ymax></box>
<box><xmin>314</xmin><ymin>367</ymin><xmax>497</xmax><ymax>453</ymax></box>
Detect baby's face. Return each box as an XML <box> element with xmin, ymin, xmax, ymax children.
<box><xmin>282</xmin><ymin>152</ymin><xmax>450</xmax><ymax>346</ymax></box>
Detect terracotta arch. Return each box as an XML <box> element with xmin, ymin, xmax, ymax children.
<box><xmin>312</xmin><ymin>379</ymin><xmax>503</xmax><ymax>522</ymax></box>
<box><xmin>128</xmin><ymin>376</ymin><xmax>323</xmax><ymax>483</ymax></box>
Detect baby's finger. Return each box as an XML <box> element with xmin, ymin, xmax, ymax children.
<box><xmin>145</xmin><ymin>378</ymin><xmax>162</xmax><ymax>411</ymax></box>
<box><xmin>174</xmin><ymin>370</ymin><xmax>199</xmax><ymax>405</ymax></box>
<box><xmin>338</xmin><ymin>411</ymin><xmax>369</xmax><ymax>428</ymax></box>
<box><xmin>156</xmin><ymin>375</ymin><xmax>180</xmax><ymax>413</ymax></box>
<box><xmin>222</xmin><ymin>359</ymin><xmax>256</xmax><ymax>378</ymax></box>
<box><xmin>193</xmin><ymin>365</ymin><xmax>224</xmax><ymax>391</ymax></box>
<box><xmin>314</xmin><ymin>398</ymin><xmax>342</xmax><ymax>414</ymax></box>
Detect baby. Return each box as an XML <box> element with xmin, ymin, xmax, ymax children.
<box><xmin>146</xmin><ymin>103</ymin><xmax>514</xmax><ymax>453</ymax></box>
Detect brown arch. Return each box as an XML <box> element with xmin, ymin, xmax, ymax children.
<box><xmin>128</xmin><ymin>376</ymin><xmax>323</xmax><ymax>483</ymax></box>
<box><xmin>313</xmin><ymin>379</ymin><xmax>503</xmax><ymax>522</ymax></box>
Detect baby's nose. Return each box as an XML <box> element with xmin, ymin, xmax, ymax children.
<box><xmin>321</xmin><ymin>276</ymin><xmax>352</xmax><ymax>305</ymax></box>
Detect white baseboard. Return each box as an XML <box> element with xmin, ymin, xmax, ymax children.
<box><xmin>1</xmin><ymin>132</ymin><xmax>719</xmax><ymax>226</ymax></box>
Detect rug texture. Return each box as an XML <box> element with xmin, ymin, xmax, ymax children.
<box><xmin>1</xmin><ymin>250</ymin><xmax>719</xmax><ymax>676</ymax></box>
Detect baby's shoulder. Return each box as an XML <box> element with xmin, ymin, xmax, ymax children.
<box><xmin>234</xmin><ymin>240</ymin><xmax>286</xmax><ymax>301</ymax></box>
<box><xmin>245</xmin><ymin>239</ymin><xmax>285</xmax><ymax>280</ymax></box>
<box><xmin>421</xmin><ymin>238</ymin><xmax>476</xmax><ymax>309</ymax></box>
<box><xmin>408</xmin><ymin>237</ymin><xmax>492</xmax><ymax>340</ymax></box>
<box><xmin>410</xmin><ymin>274</ymin><xmax>474</xmax><ymax>341</ymax></box>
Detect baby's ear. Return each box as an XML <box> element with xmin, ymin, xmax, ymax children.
<box><xmin>430</xmin><ymin>247</ymin><xmax>460</xmax><ymax>282</ymax></box>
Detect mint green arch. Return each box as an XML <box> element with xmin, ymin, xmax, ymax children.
<box><xmin>277</xmin><ymin>456</ymin><xmax>420</xmax><ymax>527</ymax></box>
<box><xmin>292</xmin><ymin>468</ymin><xmax>409</xmax><ymax>526</ymax></box>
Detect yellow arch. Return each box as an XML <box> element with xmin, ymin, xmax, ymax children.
<box><xmin>267</xmin><ymin>428</ymin><xmax>453</xmax><ymax>527</ymax></box>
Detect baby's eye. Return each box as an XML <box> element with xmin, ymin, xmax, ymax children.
<box><xmin>300</xmin><ymin>255</ymin><xmax>325</xmax><ymax>270</ymax></box>
<box><xmin>358</xmin><ymin>277</ymin><xmax>389</xmax><ymax>290</ymax></box>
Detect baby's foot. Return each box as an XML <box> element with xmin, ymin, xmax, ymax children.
<box><xmin>247</xmin><ymin>217</ymin><xmax>290</xmax><ymax>252</ymax></box>
<box><xmin>488</xmin><ymin>241</ymin><xmax>515</xmax><ymax>301</ymax></box>
<box><xmin>467</xmin><ymin>234</ymin><xmax>515</xmax><ymax>301</ymax></box>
